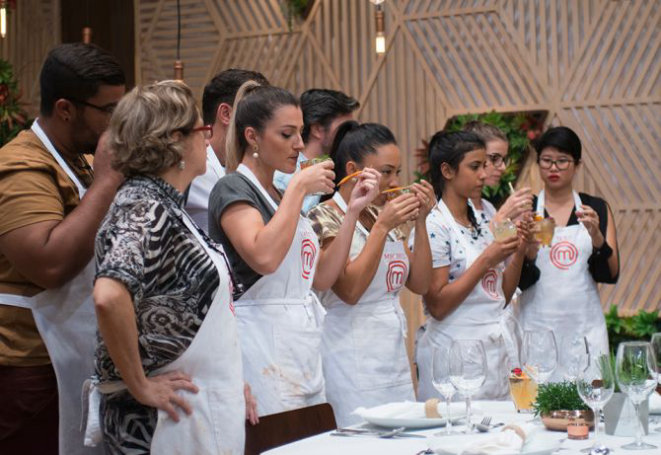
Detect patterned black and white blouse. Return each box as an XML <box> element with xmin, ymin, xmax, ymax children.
<box><xmin>94</xmin><ymin>175</ymin><xmax>220</xmax><ymax>454</ymax></box>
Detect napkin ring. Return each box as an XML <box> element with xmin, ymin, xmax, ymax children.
<box><xmin>424</xmin><ymin>398</ymin><xmax>441</xmax><ymax>418</ymax></box>
<box><xmin>501</xmin><ymin>424</ymin><xmax>525</xmax><ymax>441</ymax></box>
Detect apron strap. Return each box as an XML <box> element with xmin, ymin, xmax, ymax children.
<box><xmin>536</xmin><ymin>190</ymin><xmax>583</xmax><ymax>218</ymax></box>
<box><xmin>0</xmin><ymin>293</ymin><xmax>32</xmax><ymax>309</ymax></box>
<box><xmin>32</xmin><ymin>119</ymin><xmax>88</xmax><ymax>198</ymax></box>
<box><xmin>237</xmin><ymin>163</ymin><xmax>280</xmax><ymax>212</ymax></box>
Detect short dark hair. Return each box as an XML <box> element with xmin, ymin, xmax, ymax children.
<box><xmin>39</xmin><ymin>43</ymin><xmax>126</xmax><ymax>116</ymax></box>
<box><xmin>534</xmin><ymin>126</ymin><xmax>582</xmax><ymax>163</ymax></box>
<box><xmin>202</xmin><ymin>69</ymin><xmax>269</xmax><ymax>125</ymax></box>
<box><xmin>225</xmin><ymin>82</ymin><xmax>299</xmax><ymax>172</ymax></box>
<box><xmin>300</xmin><ymin>89</ymin><xmax>359</xmax><ymax>142</ymax></box>
<box><xmin>328</xmin><ymin>121</ymin><xmax>396</xmax><ymax>187</ymax></box>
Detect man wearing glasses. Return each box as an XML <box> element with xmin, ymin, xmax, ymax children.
<box><xmin>0</xmin><ymin>43</ymin><xmax>125</xmax><ymax>455</ymax></box>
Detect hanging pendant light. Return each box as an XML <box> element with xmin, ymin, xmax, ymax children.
<box><xmin>370</xmin><ymin>0</ymin><xmax>386</xmax><ymax>54</ymax></box>
<box><xmin>0</xmin><ymin>0</ymin><xmax>8</xmax><ymax>39</ymax></box>
<box><xmin>81</xmin><ymin>0</ymin><xmax>92</xmax><ymax>43</ymax></box>
<box><xmin>173</xmin><ymin>0</ymin><xmax>184</xmax><ymax>81</ymax></box>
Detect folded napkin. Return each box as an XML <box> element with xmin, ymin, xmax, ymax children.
<box><xmin>353</xmin><ymin>401</ymin><xmax>479</xmax><ymax>421</ymax></box>
<box><xmin>650</xmin><ymin>392</ymin><xmax>661</xmax><ymax>415</ymax></box>
<box><xmin>353</xmin><ymin>401</ymin><xmax>423</xmax><ymax>420</ymax></box>
<box><xmin>430</xmin><ymin>423</ymin><xmax>538</xmax><ymax>455</ymax></box>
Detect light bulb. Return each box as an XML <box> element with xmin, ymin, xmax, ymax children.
<box><xmin>1</xmin><ymin>6</ymin><xmax>6</xmax><ymax>39</ymax></box>
<box><xmin>375</xmin><ymin>32</ymin><xmax>386</xmax><ymax>54</ymax></box>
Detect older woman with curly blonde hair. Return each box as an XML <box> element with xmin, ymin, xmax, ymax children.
<box><xmin>88</xmin><ymin>80</ymin><xmax>249</xmax><ymax>454</ymax></box>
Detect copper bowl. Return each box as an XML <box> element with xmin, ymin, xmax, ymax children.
<box><xmin>541</xmin><ymin>410</ymin><xmax>595</xmax><ymax>431</ymax></box>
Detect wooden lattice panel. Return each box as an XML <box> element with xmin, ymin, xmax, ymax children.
<box><xmin>132</xmin><ymin>0</ymin><xmax>660</xmax><ymax>326</ymax></box>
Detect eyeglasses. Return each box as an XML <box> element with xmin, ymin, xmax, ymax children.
<box><xmin>538</xmin><ymin>156</ymin><xmax>574</xmax><ymax>170</ymax></box>
<box><xmin>65</xmin><ymin>97</ymin><xmax>117</xmax><ymax>115</ymax></box>
<box><xmin>191</xmin><ymin>125</ymin><xmax>213</xmax><ymax>140</ymax></box>
<box><xmin>486</xmin><ymin>153</ymin><xmax>510</xmax><ymax>167</ymax></box>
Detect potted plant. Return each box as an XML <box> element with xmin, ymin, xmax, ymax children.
<box><xmin>601</xmin><ymin>352</ymin><xmax>650</xmax><ymax>436</ymax></box>
<box><xmin>605</xmin><ymin>305</ymin><xmax>661</xmax><ymax>355</ymax></box>
<box><xmin>533</xmin><ymin>381</ymin><xmax>594</xmax><ymax>431</ymax></box>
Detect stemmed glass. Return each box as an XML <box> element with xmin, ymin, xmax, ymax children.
<box><xmin>431</xmin><ymin>346</ymin><xmax>460</xmax><ymax>436</ymax></box>
<box><xmin>615</xmin><ymin>341</ymin><xmax>658</xmax><ymax>450</ymax></box>
<box><xmin>449</xmin><ymin>339</ymin><xmax>487</xmax><ymax>433</ymax></box>
<box><xmin>562</xmin><ymin>335</ymin><xmax>590</xmax><ymax>381</ymax></box>
<box><xmin>576</xmin><ymin>354</ymin><xmax>615</xmax><ymax>453</ymax></box>
<box><xmin>522</xmin><ymin>330</ymin><xmax>558</xmax><ymax>385</ymax></box>
<box><xmin>650</xmin><ymin>333</ymin><xmax>661</xmax><ymax>432</ymax></box>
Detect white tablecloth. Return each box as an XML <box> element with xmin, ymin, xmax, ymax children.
<box><xmin>264</xmin><ymin>401</ymin><xmax>661</xmax><ymax>455</ymax></box>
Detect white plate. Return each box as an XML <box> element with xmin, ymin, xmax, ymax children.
<box><xmin>355</xmin><ymin>402</ymin><xmax>482</xmax><ymax>429</ymax></box>
<box><xmin>430</xmin><ymin>433</ymin><xmax>561</xmax><ymax>455</ymax></box>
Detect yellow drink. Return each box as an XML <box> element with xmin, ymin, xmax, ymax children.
<box><xmin>493</xmin><ymin>219</ymin><xmax>518</xmax><ymax>241</ymax></box>
<box><xmin>533</xmin><ymin>217</ymin><xmax>555</xmax><ymax>247</ymax></box>
<box><xmin>508</xmin><ymin>369</ymin><xmax>538</xmax><ymax>412</ymax></box>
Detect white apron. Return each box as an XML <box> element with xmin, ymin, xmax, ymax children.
<box><xmin>417</xmin><ymin>199</ymin><xmax>519</xmax><ymax>401</ymax></box>
<box><xmin>519</xmin><ymin>191</ymin><xmax>608</xmax><ymax>374</ymax></box>
<box><xmin>83</xmin><ymin>210</ymin><xmax>245</xmax><ymax>454</ymax></box>
<box><xmin>234</xmin><ymin>164</ymin><xmax>326</xmax><ymax>417</ymax></box>
<box><xmin>319</xmin><ymin>193</ymin><xmax>414</xmax><ymax>427</ymax></box>
<box><xmin>0</xmin><ymin>120</ymin><xmax>101</xmax><ymax>455</ymax></box>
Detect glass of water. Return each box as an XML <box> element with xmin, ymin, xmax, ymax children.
<box><xmin>449</xmin><ymin>339</ymin><xmax>487</xmax><ymax>433</ymax></box>
<box><xmin>431</xmin><ymin>346</ymin><xmax>459</xmax><ymax>435</ymax></box>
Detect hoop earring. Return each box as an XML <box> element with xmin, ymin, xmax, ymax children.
<box><xmin>252</xmin><ymin>144</ymin><xmax>259</xmax><ymax>159</ymax></box>
<box><xmin>178</xmin><ymin>160</ymin><xmax>185</xmax><ymax>170</ymax></box>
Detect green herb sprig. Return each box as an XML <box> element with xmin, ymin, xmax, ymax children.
<box><xmin>532</xmin><ymin>381</ymin><xmax>589</xmax><ymax>417</ymax></box>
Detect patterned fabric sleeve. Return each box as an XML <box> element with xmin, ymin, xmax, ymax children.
<box><xmin>307</xmin><ymin>202</ymin><xmax>343</xmax><ymax>246</ymax></box>
<box><xmin>95</xmin><ymin>199</ymin><xmax>155</xmax><ymax>300</ymax></box>
<box><xmin>426</xmin><ymin>212</ymin><xmax>452</xmax><ymax>269</ymax></box>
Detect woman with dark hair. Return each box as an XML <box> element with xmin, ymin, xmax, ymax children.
<box><xmin>208</xmin><ymin>83</ymin><xmax>378</xmax><ymax>417</ymax></box>
<box><xmin>518</xmin><ymin>126</ymin><xmax>619</xmax><ymax>360</ymax></box>
<box><xmin>417</xmin><ymin>131</ymin><xmax>529</xmax><ymax>401</ymax></box>
<box><xmin>307</xmin><ymin>121</ymin><xmax>434</xmax><ymax>426</ymax></box>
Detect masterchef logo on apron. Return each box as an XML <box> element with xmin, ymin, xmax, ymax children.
<box><xmin>481</xmin><ymin>269</ymin><xmax>499</xmax><ymax>300</ymax></box>
<box><xmin>550</xmin><ymin>241</ymin><xmax>579</xmax><ymax>270</ymax></box>
<box><xmin>301</xmin><ymin>238</ymin><xmax>317</xmax><ymax>279</ymax></box>
<box><xmin>386</xmin><ymin>260</ymin><xmax>407</xmax><ymax>293</ymax></box>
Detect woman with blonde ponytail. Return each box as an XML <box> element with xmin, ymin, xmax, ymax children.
<box><xmin>208</xmin><ymin>82</ymin><xmax>379</xmax><ymax>417</ymax></box>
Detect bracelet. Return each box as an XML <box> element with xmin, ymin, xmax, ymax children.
<box><xmin>593</xmin><ymin>241</ymin><xmax>613</xmax><ymax>259</ymax></box>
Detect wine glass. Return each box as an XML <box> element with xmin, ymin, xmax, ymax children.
<box><xmin>651</xmin><ymin>333</ymin><xmax>661</xmax><ymax>432</ymax></box>
<box><xmin>576</xmin><ymin>354</ymin><xmax>615</xmax><ymax>453</ymax></box>
<box><xmin>522</xmin><ymin>330</ymin><xmax>558</xmax><ymax>385</ymax></box>
<box><xmin>562</xmin><ymin>335</ymin><xmax>590</xmax><ymax>381</ymax></box>
<box><xmin>615</xmin><ymin>341</ymin><xmax>658</xmax><ymax>450</ymax></box>
<box><xmin>431</xmin><ymin>346</ymin><xmax>459</xmax><ymax>436</ymax></box>
<box><xmin>449</xmin><ymin>339</ymin><xmax>487</xmax><ymax>433</ymax></box>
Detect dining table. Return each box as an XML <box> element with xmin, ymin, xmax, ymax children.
<box><xmin>264</xmin><ymin>401</ymin><xmax>661</xmax><ymax>455</ymax></box>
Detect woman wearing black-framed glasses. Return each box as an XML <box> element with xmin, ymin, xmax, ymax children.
<box><xmin>518</xmin><ymin>126</ymin><xmax>619</xmax><ymax>370</ymax></box>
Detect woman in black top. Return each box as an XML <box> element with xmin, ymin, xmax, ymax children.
<box><xmin>518</xmin><ymin>126</ymin><xmax>619</xmax><ymax>363</ymax></box>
